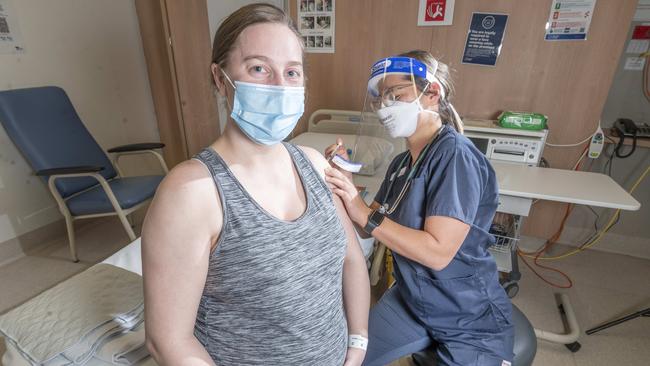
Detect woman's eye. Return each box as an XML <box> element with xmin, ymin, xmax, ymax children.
<box><xmin>250</xmin><ymin>65</ymin><xmax>268</xmax><ymax>75</ymax></box>
<box><xmin>287</xmin><ymin>70</ymin><xmax>301</xmax><ymax>78</ymax></box>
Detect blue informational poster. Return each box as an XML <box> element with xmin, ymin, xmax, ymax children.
<box><xmin>462</xmin><ymin>13</ymin><xmax>508</xmax><ymax>66</ymax></box>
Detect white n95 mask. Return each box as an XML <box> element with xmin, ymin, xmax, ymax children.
<box><xmin>375</xmin><ymin>100</ymin><xmax>419</xmax><ymax>138</ymax></box>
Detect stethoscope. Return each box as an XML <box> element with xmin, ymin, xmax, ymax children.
<box><xmin>378</xmin><ymin>125</ymin><xmax>446</xmax><ymax>215</ymax></box>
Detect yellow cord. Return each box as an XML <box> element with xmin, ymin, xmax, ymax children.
<box><xmin>524</xmin><ymin>165</ymin><xmax>650</xmax><ymax>261</ymax></box>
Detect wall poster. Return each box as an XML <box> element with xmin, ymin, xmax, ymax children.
<box><xmin>545</xmin><ymin>0</ymin><xmax>596</xmax><ymax>41</ymax></box>
<box><xmin>417</xmin><ymin>0</ymin><xmax>455</xmax><ymax>26</ymax></box>
<box><xmin>462</xmin><ymin>13</ymin><xmax>508</xmax><ymax>67</ymax></box>
<box><xmin>298</xmin><ymin>0</ymin><xmax>334</xmax><ymax>53</ymax></box>
<box><xmin>0</xmin><ymin>0</ymin><xmax>25</xmax><ymax>54</ymax></box>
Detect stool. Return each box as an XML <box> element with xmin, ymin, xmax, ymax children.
<box><xmin>412</xmin><ymin>305</ymin><xmax>537</xmax><ymax>366</ymax></box>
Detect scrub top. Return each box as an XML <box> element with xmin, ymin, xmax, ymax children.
<box><xmin>374</xmin><ymin>125</ymin><xmax>513</xmax><ymax>348</ymax></box>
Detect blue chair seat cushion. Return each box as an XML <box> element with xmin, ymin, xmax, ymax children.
<box><xmin>66</xmin><ymin>175</ymin><xmax>163</xmax><ymax>216</ymax></box>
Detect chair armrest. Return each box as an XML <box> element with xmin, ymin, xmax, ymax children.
<box><xmin>35</xmin><ymin>166</ymin><xmax>105</xmax><ymax>176</ymax></box>
<box><xmin>107</xmin><ymin>143</ymin><xmax>165</xmax><ymax>153</ymax></box>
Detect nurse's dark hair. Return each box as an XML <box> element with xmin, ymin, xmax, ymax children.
<box><xmin>210</xmin><ymin>3</ymin><xmax>304</xmax><ymax>86</ymax></box>
<box><xmin>398</xmin><ymin>50</ymin><xmax>464</xmax><ymax>133</ymax></box>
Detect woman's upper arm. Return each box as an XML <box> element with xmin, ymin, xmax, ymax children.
<box><xmin>142</xmin><ymin>160</ymin><xmax>222</xmax><ymax>343</ymax></box>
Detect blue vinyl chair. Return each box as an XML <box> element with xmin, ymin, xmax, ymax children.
<box><xmin>0</xmin><ymin>86</ymin><xmax>168</xmax><ymax>262</ymax></box>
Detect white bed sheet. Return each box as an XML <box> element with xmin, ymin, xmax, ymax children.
<box><xmin>99</xmin><ymin>239</ymin><xmax>158</xmax><ymax>366</ymax></box>
<box><xmin>102</xmin><ymin>238</ymin><xmax>143</xmax><ymax>276</ymax></box>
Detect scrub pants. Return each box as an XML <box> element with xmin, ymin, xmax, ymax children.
<box><xmin>362</xmin><ymin>287</ymin><xmax>513</xmax><ymax>366</ymax></box>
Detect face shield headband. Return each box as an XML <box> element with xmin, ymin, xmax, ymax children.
<box><xmin>367</xmin><ymin>56</ymin><xmax>445</xmax><ymax>100</ymax></box>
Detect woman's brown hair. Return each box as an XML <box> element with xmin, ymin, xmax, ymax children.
<box><xmin>211</xmin><ymin>3</ymin><xmax>303</xmax><ymax>85</ymax></box>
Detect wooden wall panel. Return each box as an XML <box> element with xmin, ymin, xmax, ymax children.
<box><xmin>165</xmin><ymin>0</ymin><xmax>220</xmax><ymax>156</ymax></box>
<box><xmin>292</xmin><ymin>0</ymin><xmax>637</xmax><ymax>238</ymax></box>
<box><xmin>134</xmin><ymin>0</ymin><xmax>187</xmax><ymax>167</ymax></box>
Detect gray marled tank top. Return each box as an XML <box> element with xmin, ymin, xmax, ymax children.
<box><xmin>192</xmin><ymin>143</ymin><xmax>348</xmax><ymax>365</ymax></box>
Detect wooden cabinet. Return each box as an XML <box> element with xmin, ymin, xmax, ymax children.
<box><xmin>135</xmin><ymin>0</ymin><xmax>220</xmax><ymax>167</ymax></box>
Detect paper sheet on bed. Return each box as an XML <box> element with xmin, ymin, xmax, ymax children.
<box><xmin>103</xmin><ymin>238</ymin><xmax>143</xmax><ymax>275</ymax></box>
<box><xmin>0</xmin><ymin>263</ymin><xmax>145</xmax><ymax>365</ymax></box>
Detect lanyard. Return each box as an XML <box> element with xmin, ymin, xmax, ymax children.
<box><xmin>379</xmin><ymin>125</ymin><xmax>446</xmax><ymax>215</ymax></box>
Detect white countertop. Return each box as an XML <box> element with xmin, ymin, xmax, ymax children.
<box><xmin>493</xmin><ymin>161</ymin><xmax>641</xmax><ymax>211</ymax></box>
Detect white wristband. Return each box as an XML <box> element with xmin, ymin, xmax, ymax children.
<box><xmin>348</xmin><ymin>334</ymin><xmax>368</xmax><ymax>351</ymax></box>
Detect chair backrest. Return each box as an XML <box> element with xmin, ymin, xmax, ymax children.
<box><xmin>0</xmin><ymin>86</ymin><xmax>117</xmax><ymax>198</ymax></box>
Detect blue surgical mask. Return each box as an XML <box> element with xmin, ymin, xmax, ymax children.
<box><xmin>223</xmin><ymin>72</ymin><xmax>304</xmax><ymax>145</ymax></box>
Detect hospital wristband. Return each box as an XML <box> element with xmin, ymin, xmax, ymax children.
<box><xmin>348</xmin><ymin>334</ymin><xmax>368</xmax><ymax>351</ymax></box>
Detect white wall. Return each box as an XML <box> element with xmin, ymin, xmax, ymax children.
<box><xmin>0</xmin><ymin>0</ymin><xmax>160</xmax><ymax>262</ymax></box>
<box><xmin>207</xmin><ymin>0</ymin><xmax>286</xmax><ymax>41</ymax></box>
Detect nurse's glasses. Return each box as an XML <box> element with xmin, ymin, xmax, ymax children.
<box><xmin>369</xmin><ymin>83</ymin><xmax>419</xmax><ymax>111</ymax></box>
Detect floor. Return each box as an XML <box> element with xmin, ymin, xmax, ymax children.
<box><xmin>0</xmin><ymin>217</ymin><xmax>649</xmax><ymax>366</ymax></box>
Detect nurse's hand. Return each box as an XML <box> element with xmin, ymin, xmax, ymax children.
<box><xmin>324</xmin><ymin>137</ymin><xmax>353</xmax><ymax>180</ymax></box>
<box><xmin>325</xmin><ymin>167</ymin><xmax>371</xmax><ymax>226</ymax></box>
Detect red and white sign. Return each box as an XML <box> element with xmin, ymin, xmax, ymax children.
<box><xmin>632</xmin><ymin>25</ymin><xmax>650</xmax><ymax>40</ymax></box>
<box><xmin>418</xmin><ymin>0</ymin><xmax>454</xmax><ymax>26</ymax></box>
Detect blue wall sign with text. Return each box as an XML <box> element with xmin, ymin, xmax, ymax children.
<box><xmin>462</xmin><ymin>13</ymin><xmax>508</xmax><ymax>67</ymax></box>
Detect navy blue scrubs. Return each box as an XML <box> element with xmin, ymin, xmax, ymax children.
<box><xmin>362</xmin><ymin>126</ymin><xmax>514</xmax><ymax>366</ymax></box>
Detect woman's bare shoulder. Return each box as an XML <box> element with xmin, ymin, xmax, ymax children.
<box><xmin>146</xmin><ymin>158</ymin><xmax>222</xmax><ymax>236</ymax></box>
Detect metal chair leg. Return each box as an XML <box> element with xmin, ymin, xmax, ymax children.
<box><xmin>64</xmin><ymin>215</ymin><xmax>78</xmax><ymax>262</ymax></box>
<box><xmin>117</xmin><ymin>211</ymin><xmax>136</xmax><ymax>241</ymax></box>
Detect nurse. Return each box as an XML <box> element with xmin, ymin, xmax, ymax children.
<box><xmin>325</xmin><ymin>50</ymin><xmax>514</xmax><ymax>366</ymax></box>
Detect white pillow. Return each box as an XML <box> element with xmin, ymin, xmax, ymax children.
<box><xmin>354</xmin><ymin>136</ymin><xmax>394</xmax><ymax>176</ymax></box>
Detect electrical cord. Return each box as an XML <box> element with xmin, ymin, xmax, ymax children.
<box><xmin>517</xmin><ymin>143</ymin><xmax>648</xmax><ymax>287</ymax></box>
<box><xmin>587</xmin><ymin>206</ymin><xmax>600</xmax><ymax>233</ymax></box>
<box><xmin>571</xmin><ymin>145</ymin><xmax>618</xmax><ymax>250</ymax></box>
<box><xmin>525</xmin><ymin>164</ymin><xmax>649</xmax><ymax>261</ymax></box>
<box><xmin>517</xmin><ymin>203</ymin><xmax>574</xmax><ymax>288</ymax></box>
<box><xmin>572</xmin><ymin>143</ymin><xmax>589</xmax><ymax>170</ymax></box>
<box><xmin>613</xmin><ymin>124</ymin><xmax>638</xmax><ymax>158</ymax></box>
<box><xmin>602</xmin><ymin>142</ymin><xmax>615</xmax><ymax>177</ymax></box>
<box><xmin>516</xmin><ymin>144</ymin><xmax>590</xmax><ymax>288</ymax></box>
<box><xmin>545</xmin><ymin>125</ymin><xmax>599</xmax><ymax>147</ymax></box>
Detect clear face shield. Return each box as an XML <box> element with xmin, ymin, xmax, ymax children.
<box><xmin>343</xmin><ymin>57</ymin><xmax>438</xmax><ymax>176</ymax></box>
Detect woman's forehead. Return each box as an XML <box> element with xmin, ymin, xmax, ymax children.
<box><xmin>231</xmin><ymin>23</ymin><xmax>303</xmax><ymax>66</ymax></box>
